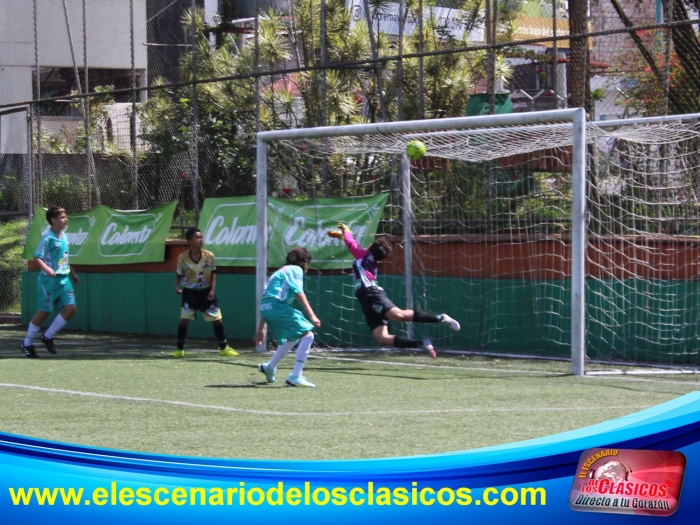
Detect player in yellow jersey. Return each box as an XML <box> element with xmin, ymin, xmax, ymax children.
<box><xmin>171</xmin><ymin>227</ymin><xmax>238</xmax><ymax>357</ymax></box>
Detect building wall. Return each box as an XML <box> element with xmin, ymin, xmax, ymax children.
<box><xmin>0</xmin><ymin>0</ymin><xmax>147</xmax><ymax>153</ymax></box>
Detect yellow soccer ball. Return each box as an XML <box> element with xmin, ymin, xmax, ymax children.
<box><xmin>406</xmin><ymin>140</ymin><xmax>427</xmax><ymax>161</ymax></box>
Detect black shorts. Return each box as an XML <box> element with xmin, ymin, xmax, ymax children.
<box><xmin>356</xmin><ymin>286</ymin><xmax>397</xmax><ymax>332</ymax></box>
<box><xmin>181</xmin><ymin>287</ymin><xmax>221</xmax><ymax>320</ymax></box>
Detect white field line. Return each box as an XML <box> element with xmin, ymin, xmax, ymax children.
<box><xmin>0</xmin><ymin>383</ymin><xmax>649</xmax><ymax>417</ymax></box>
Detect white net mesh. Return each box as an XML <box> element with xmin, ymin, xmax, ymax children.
<box><xmin>587</xmin><ymin>121</ymin><xmax>700</xmax><ymax>367</ymax></box>
<box><xmin>266</xmin><ymin>118</ymin><xmax>700</xmax><ymax>368</ymax></box>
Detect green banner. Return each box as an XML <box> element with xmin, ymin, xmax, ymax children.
<box><xmin>23</xmin><ymin>202</ymin><xmax>177</xmax><ymax>265</ymax></box>
<box><xmin>198</xmin><ymin>194</ymin><xmax>389</xmax><ymax>268</ymax></box>
<box><xmin>200</xmin><ymin>196</ymin><xmax>259</xmax><ymax>265</ymax></box>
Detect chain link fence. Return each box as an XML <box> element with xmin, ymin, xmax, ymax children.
<box><xmin>1</xmin><ymin>0</ymin><xmax>699</xmax><ymax>312</ymax></box>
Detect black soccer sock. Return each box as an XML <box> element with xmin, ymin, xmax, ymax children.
<box><xmin>176</xmin><ymin>324</ymin><xmax>188</xmax><ymax>350</ymax></box>
<box><xmin>393</xmin><ymin>336</ymin><xmax>423</xmax><ymax>349</ymax></box>
<box><xmin>213</xmin><ymin>323</ymin><xmax>228</xmax><ymax>350</ymax></box>
<box><xmin>413</xmin><ymin>311</ymin><xmax>440</xmax><ymax>323</ymax></box>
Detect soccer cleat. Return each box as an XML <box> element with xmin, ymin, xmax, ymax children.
<box><xmin>21</xmin><ymin>343</ymin><xmax>38</xmax><ymax>358</ymax></box>
<box><xmin>170</xmin><ymin>349</ymin><xmax>185</xmax><ymax>358</ymax></box>
<box><xmin>285</xmin><ymin>374</ymin><xmax>316</xmax><ymax>388</ymax></box>
<box><xmin>422</xmin><ymin>337</ymin><xmax>437</xmax><ymax>359</ymax></box>
<box><xmin>219</xmin><ymin>346</ymin><xmax>239</xmax><ymax>357</ymax></box>
<box><xmin>40</xmin><ymin>334</ymin><xmax>57</xmax><ymax>354</ymax></box>
<box><xmin>440</xmin><ymin>313</ymin><xmax>461</xmax><ymax>332</ymax></box>
<box><xmin>258</xmin><ymin>363</ymin><xmax>276</xmax><ymax>383</ymax></box>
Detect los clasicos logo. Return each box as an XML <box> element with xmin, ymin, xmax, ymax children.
<box><xmin>569</xmin><ymin>448</ymin><xmax>686</xmax><ymax>516</ymax></box>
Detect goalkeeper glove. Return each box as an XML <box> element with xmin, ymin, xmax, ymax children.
<box><xmin>337</xmin><ymin>223</ymin><xmax>350</xmax><ymax>232</ymax></box>
<box><xmin>327</xmin><ymin>229</ymin><xmax>343</xmax><ymax>240</ymax></box>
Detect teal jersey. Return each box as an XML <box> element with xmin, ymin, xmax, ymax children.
<box><xmin>34</xmin><ymin>230</ymin><xmax>71</xmax><ymax>275</ymax></box>
<box><xmin>262</xmin><ymin>265</ymin><xmax>304</xmax><ymax>304</ymax></box>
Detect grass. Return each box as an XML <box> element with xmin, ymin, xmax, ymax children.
<box><xmin>1</xmin><ymin>324</ymin><xmax>699</xmax><ymax>460</ymax></box>
<box><xmin>0</xmin><ymin>218</ymin><xmax>29</xmax><ymax>312</ymax></box>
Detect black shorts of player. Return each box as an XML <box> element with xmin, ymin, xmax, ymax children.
<box><xmin>181</xmin><ymin>287</ymin><xmax>219</xmax><ymax>314</ymax></box>
<box><xmin>356</xmin><ymin>286</ymin><xmax>397</xmax><ymax>332</ymax></box>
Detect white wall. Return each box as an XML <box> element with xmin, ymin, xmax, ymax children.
<box><xmin>0</xmin><ymin>0</ymin><xmax>147</xmax><ymax>70</ymax></box>
<box><xmin>0</xmin><ymin>0</ymin><xmax>147</xmax><ymax>153</ymax></box>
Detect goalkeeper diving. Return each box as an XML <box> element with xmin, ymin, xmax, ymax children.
<box><xmin>327</xmin><ymin>224</ymin><xmax>460</xmax><ymax>358</ymax></box>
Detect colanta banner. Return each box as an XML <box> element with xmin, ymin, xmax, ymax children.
<box><xmin>199</xmin><ymin>194</ymin><xmax>389</xmax><ymax>268</ymax></box>
<box><xmin>23</xmin><ymin>202</ymin><xmax>177</xmax><ymax>265</ymax></box>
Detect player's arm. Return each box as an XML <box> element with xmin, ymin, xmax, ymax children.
<box><xmin>207</xmin><ymin>255</ymin><xmax>217</xmax><ymax>299</ymax></box>
<box><xmin>296</xmin><ymin>292</ymin><xmax>321</xmax><ymax>328</ymax></box>
<box><xmin>328</xmin><ymin>223</ymin><xmax>368</xmax><ymax>259</ymax></box>
<box><xmin>208</xmin><ymin>272</ymin><xmax>217</xmax><ymax>300</ymax></box>
<box><xmin>254</xmin><ymin>317</ymin><xmax>267</xmax><ymax>346</ymax></box>
<box><xmin>70</xmin><ymin>267</ymin><xmax>81</xmax><ymax>285</ymax></box>
<box><xmin>34</xmin><ymin>257</ymin><xmax>55</xmax><ymax>277</ymax></box>
<box><xmin>175</xmin><ymin>255</ymin><xmax>183</xmax><ymax>294</ymax></box>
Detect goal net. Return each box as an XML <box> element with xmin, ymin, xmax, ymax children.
<box><xmin>256</xmin><ymin>109</ymin><xmax>700</xmax><ymax>374</ymax></box>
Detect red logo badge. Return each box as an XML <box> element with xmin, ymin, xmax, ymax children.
<box><xmin>569</xmin><ymin>448</ymin><xmax>686</xmax><ymax>516</ymax></box>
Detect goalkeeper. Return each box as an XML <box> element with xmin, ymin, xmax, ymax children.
<box><xmin>328</xmin><ymin>224</ymin><xmax>460</xmax><ymax>358</ymax></box>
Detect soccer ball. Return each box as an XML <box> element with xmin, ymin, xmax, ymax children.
<box><xmin>406</xmin><ymin>140</ymin><xmax>426</xmax><ymax>161</ymax></box>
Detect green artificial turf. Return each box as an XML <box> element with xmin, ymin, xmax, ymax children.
<box><xmin>1</xmin><ymin>325</ymin><xmax>698</xmax><ymax>460</ymax></box>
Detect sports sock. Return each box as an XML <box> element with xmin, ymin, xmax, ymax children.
<box><xmin>413</xmin><ymin>311</ymin><xmax>440</xmax><ymax>323</ymax></box>
<box><xmin>43</xmin><ymin>315</ymin><xmax>68</xmax><ymax>339</ymax></box>
<box><xmin>268</xmin><ymin>339</ymin><xmax>296</xmax><ymax>369</ymax></box>
<box><xmin>176</xmin><ymin>324</ymin><xmax>188</xmax><ymax>350</ymax></box>
<box><xmin>393</xmin><ymin>336</ymin><xmax>422</xmax><ymax>349</ymax></box>
<box><xmin>24</xmin><ymin>322</ymin><xmax>41</xmax><ymax>346</ymax></box>
<box><xmin>213</xmin><ymin>323</ymin><xmax>228</xmax><ymax>350</ymax></box>
<box><xmin>292</xmin><ymin>334</ymin><xmax>314</xmax><ymax>376</ymax></box>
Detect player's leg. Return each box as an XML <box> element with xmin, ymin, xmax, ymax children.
<box><xmin>202</xmin><ymin>294</ymin><xmax>238</xmax><ymax>356</ymax></box>
<box><xmin>258</xmin><ymin>306</ymin><xmax>295</xmax><ymax>383</ymax></box>
<box><xmin>385</xmin><ymin>307</ymin><xmax>460</xmax><ymax>331</ymax></box>
<box><xmin>281</xmin><ymin>309</ymin><xmax>316</xmax><ymax>387</ymax></box>
<box><xmin>23</xmin><ymin>275</ymin><xmax>54</xmax><ymax>357</ymax></box>
<box><xmin>371</xmin><ymin>324</ymin><xmax>436</xmax><ymax>359</ymax></box>
<box><xmin>40</xmin><ymin>276</ymin><xmax>77</xmax><ymax>354</ymax></box>
<box><xmin>22</xmin><ymin>310</ymin><xmax>49</xmax><ymax>358</ymax></box>
<box><xmin>288</xmin><ymin>331</ymin><xmax>314</xmax><ymax>386</ymax></box>
<box><xmin>259</xmin><ymin>339</ymin><xmax>296</xmax><ymax>383</ymax></box>
<box><xmin>171</xmin><ymin>318</ymin><xmax>190</xmax><ymax>358</ymax></box>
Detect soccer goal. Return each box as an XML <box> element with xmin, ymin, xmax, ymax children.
<box><xmin>255</xmin><ymin>109</ymin><xmax>700</xmax><ymax>375</ymax></box>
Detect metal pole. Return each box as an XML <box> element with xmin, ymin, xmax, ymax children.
<box><xmin>400</xmin><ymin>153</ymin><xmax>413</xmax><ymax>340</ymax></box>
<box><xmin>397</xmin><ymin>0</ymin><xmax>404</xmax><ymax>120</ymax></box>
<box><xmin>571</xmin><ymin>107</ymin><xmax>587</xmax><ymax>376</ymax></box>
<box><xmin>485</xmin><ymin>0</ymin><xmax>494</xmax><ymax>114</ymax></box>
<box><xmin>62</xmin><ymin>0</ymin><xmax>89</xmax><ymax>210</ymax></box>
<box><xmin>131</xmin><ymin>0</ymin><xmax>139</xmax><ymax>209</ymax></box>
<box><xmin>321</xmin><ymin>0</ymin><xmax>328</xmax><ymax>196</ymax></box>
<box><xmin>191</xmin><ymin>0</ymin><xmax>199</xmax><ymax>222</ymax></box>
<box><xmin>552</xmin><ymin>0</ymin><xmax>558</xmax><ymax>107</ymax></box>
<box><xmin>661</xmin><ymin>0</ymin><xmax>673</xmax><ymax>115</ymax></box>
<box><xmin>27</xmin><ymin>107</ymin><xmax>33</xmax><ymax>222</ymax></box>
<box><xmin>418</xmin><ymin>0</ymin><xmax>424</xmax><ymax>119</ymax></box>
<box><xmin>33</xmin><ymin>0</ymin><xmax>42</xmax><ymax>206</ymax></box>
<box><xmin>255</xmin><ymin>136</ymin><xmax>268</xmax><ymax>352</ymax></box>
<box><xmin>83</xmin><ymin>0</ymin><xmax>94</xmax><ymax>209</ymax></box>
<box><xmin>258</xmin><ymin>109</ymin><xmax>583</xmax><ymax>142</ymax></box>
<box><xmin>254</xmin><ymin>0</ymin><xmax>260</xmax><ymax>133</ymax></box>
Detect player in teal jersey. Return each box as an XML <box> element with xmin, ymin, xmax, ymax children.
<box><xmin>21</xmin><ymin>207</ymin><xmax>80</xmax><ymax>358</ymax></box>
<box><xmin>255</xmin><ymin>247</ymin><xmax>321</xmax><ymax>387</ymax></box>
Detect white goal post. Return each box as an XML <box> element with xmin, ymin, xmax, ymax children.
<box><xmin>255</xmin><ymin>109</ymin><xmax>588</xmax><ymax>375</ymax></box>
